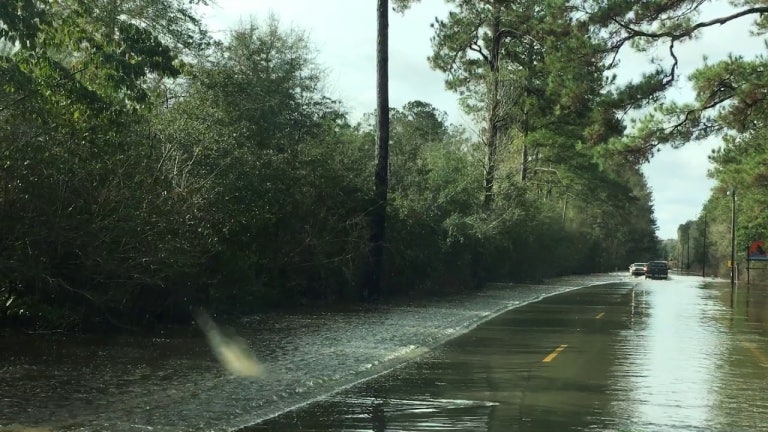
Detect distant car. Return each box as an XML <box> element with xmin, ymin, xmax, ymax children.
<box><xmin>644</xmin><ymin>261</ymin><xmax>669</xmax><ymax>280</ymax></box>
<box><xmin>629</xmin><ymin>263</ymin><xmax>646</xmax><ymax>276</ymax></box>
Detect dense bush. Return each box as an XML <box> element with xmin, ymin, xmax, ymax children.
<box><xmin>0</xmin><ymin>11</ymin><xmax>661</xmax><ymax>331</ymax></box>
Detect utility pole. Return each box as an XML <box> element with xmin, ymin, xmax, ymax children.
<box><xmin>687</xmin><ymin>229</ymin><xmax>690</xmax><ymax>271</ymax></box>
<box><xmin>729</xmin><ymin>189</ymin><xmax>737</xmax><ymax>288</ymax></box>
<box><xmin>702</xmin><ymin>213</ymin><xmax>707</xmax><ymax>278</ymax></box>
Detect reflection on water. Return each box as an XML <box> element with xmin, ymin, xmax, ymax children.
<box><xmin>254</xmin><ymin>277</ymin><xmax>768</xmax><ymax>432</ymax></box>
<box><xmin>4</xmin><ymin>276</ymin><xmax>768</xmax><ymax>431</ymax></box>
<box><xmin>579</xmin><ymin>279</ymin><xmax>768</xmax><ymax>432</ymax></box>
<box><xmin>0</xmin><ymin>276</ymin><xmax>622</xmax><ymax>431</ymax></box>
<box><xmin>252</xmin><ymin>282</ymin><xmax>636</xmax><ymax>431</ymax></box>
<box><xmin>611</xmin><ymin>278</ymin><xmax>727</xmax><ymax>431</ymax></box>
<box><xmin>709</xmin><ymin>283</ymin><xmax>768</xmax><ymax>432</ymax></box>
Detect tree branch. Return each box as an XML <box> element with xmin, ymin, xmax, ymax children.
<box><xmin>0</xmin><ymin>66</ymin><xmax>89</xmax><ymax>112</ymax></box>
<box><xmin>614</xmin><ymin>6</ymin><xmax>768</xmax><ymax>41</ymax></box>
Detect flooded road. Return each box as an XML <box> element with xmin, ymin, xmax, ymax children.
<box><xmin>249</xmin><ymin>276</ymin><xmax>768</xmax><ymax>432</ymax></box>
<box><xmin>2</xmin><ymin>274</ymin><xmax>768</xmax><ymax>431</ymax></box>
<box><xmin>0</xmin><ymin>275</ymin><xmax>617</xmax><ymax>432</ymax></box>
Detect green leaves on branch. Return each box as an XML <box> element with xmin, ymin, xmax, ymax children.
<box><xmin>1</xmin><ymin>0</ymin><xmax>210</xmax><ymax>113</ymax></box>
<box><xmin>585</xmin><ymin>1</ymin><xmax>768</xmax><ymax>156</ymax></box>
<box><xmin>613</xmin><ymin>53</ymin><xmax>768</xmax><ymax>162</ymax></box>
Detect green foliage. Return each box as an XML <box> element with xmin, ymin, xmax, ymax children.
<box><xmin>385</xmin><ymin>112</ymin><xmax>484</xmax><ymax>292</ymax></box>
<box><xmin>0</xmin><ymin>0</ymin><xmax>216</xmax><ymax>330</ymax></box>
<box><xmin>712</xmin><ymin>131</ymin><xmax>768</xmax><ymax>244</ymax></box>
<box><xmin>676</xmin><ymin>127</ymin><xmax>768</xmax><ymax>280</ymax></box>
<box><xmin>1</xmin><ymin>8</ymin><xmax>663</xmax><ymax>331</ymax></box>
<box><xmin>583</xmin><ymin>0</ymin><xmax>768</xmax><ymax>159</ymax></box>
<box><xmin>581</xmin><ymin>2</ymin><xmax>768</xmax><ymax>279</ymax></box>
<box><xmin>421</xmin><ymin>0</ymin><xmax>630</xmax><ymax>212</ymax></box>
<box><xmin>152</xmin><ymin>18</ymin><xmax>373</xmax><ymax>311</ymax></box>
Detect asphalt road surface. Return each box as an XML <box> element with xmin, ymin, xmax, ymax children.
<box><xmin>247</xmin><ymin>275</ymin><xmax>768</xmax><ymax>432</ymax></box>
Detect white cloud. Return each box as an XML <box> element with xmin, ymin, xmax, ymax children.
<box><xmin>199</xmin><ymin>0</ymin><xmax>461</xmax><ymax>123</ymax></box>
<box><xmin>642</xmin><ymin>140</ymin><xmax>719</xmax><ymax>239</ymax></box>
<box><xmin>200</xmin><ymin>0</ymin><xmax>766</xmax><ymax>240</ymax></box>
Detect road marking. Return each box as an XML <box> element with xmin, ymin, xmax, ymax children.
<box><xmin>595</xmin><ymin>312</ymin><xmax>605</xmax><ymax>319</ymax></box>
<box><xmin>542</xmin><ymin>344</ymin><xmax>568</xmax><ymax>363</ymax></box>
<box><xmin>742</xmin><ymin>342</ymin><xmax>768</xmax><ymax>366</ymax></box>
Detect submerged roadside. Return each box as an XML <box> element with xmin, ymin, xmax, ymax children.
<box><xmin>0</xmin><ymin>274</ymin><xmax>624</xmax><ymax>432</ymax></box>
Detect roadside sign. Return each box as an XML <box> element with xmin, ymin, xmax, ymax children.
<box><xmin>748</xmin><ymin>240</ymin><xmax>768</xmax><ymax>261</ymax></box>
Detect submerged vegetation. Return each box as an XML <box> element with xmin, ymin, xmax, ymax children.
<box><xmin>11</xmin><ymin>0</ymin><xmax>766</xmax><ymax>331</ymax></box>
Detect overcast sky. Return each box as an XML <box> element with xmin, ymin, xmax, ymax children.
<box><xmin>200</xmin><ymin>0</ymin><xmax>765</xmax><ymax>240</ymax></box>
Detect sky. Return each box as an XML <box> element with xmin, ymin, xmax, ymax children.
<box><xmin>199</xmin><ymin>0</ymin><xmax>766</xmax><ymax>240</ymax></box>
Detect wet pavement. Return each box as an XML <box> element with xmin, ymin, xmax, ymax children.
<box><xmin>0</xmin><ymin>275</ymin><xmax>618</xmax><ymax>432</ymax></box>
<box><xmin>3</xmin><ymin>274</ymin><xmax>768</xmax><ymax>432</ymax></box>
<box><xmin>247</xmin><ymin>275</ymin><xmax>768</xmax><ymax>432</ymax></box>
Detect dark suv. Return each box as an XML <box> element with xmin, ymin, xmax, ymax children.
<box><xmin>644</xmin><ymin>261</ymin><xmax>669</xmax><ymax>280</ymax></box>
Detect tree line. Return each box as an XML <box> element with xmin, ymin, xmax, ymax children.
<box><xmin>0</xmin><ymin>0</ymin><xmax>707</xmax><ymax>331</ymax></box>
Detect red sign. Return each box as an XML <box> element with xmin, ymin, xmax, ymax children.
<box><xmin>748</xmin><ymin>240</ymin><xmax>768</xmax><ymax>261</ymax></box>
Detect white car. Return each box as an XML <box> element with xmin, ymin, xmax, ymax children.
<box><xmin>629</xmin><ymin>263</ymin><xmax>646</xmax><ymax>276</ymax></box>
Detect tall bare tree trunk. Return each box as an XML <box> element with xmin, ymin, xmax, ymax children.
<box><xmin>365</xmin><ymin>0</ymin><xmax>389</xmax><ymax>300</ymax></box>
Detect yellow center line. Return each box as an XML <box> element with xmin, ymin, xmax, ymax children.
<box><xmin>595</xmin><ymin>312</ymin><xmax>605</xmax><ymax>319</ymax></box>
<box><xmin>542</xmin><ymin>344</ymin><xmax>568</xmax><ymax>363</ymax></box>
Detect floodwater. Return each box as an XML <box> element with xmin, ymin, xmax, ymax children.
<box><xmin>248</xmin><ymin>275</ymin><xmax>768</xmax><ymax>432</ymax></box>
<box><xmin>2</xmin><ymin>274</ymin><xmax>768</xmax><ymax>432</ymax></box>
<box><xmin>0</xmin><ymin>275</ymin><xmax>617</xmax><ymax>431</ymax></box>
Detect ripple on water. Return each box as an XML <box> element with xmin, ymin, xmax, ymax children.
<box><xmin>0</xmin><ymin>274</ymin><xmax>623</xmax><ymax>431</ymax></box>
